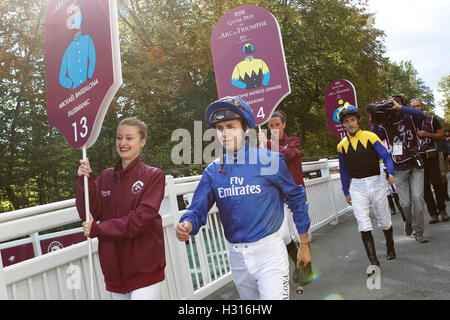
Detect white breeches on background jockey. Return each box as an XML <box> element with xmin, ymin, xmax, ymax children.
<box><xmin>350</xmin><ymin>175</ymin><xmax>393</xmax><ymax>232</ymax></box>
<box><xmin>227</xmin><ymin>231</ymin><xmax>290</xmax><ymax>300</ymax></box>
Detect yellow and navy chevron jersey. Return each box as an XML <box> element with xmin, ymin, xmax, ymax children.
<box><xmin>231</xmin><ymin>57</ymin><xmax>270</xmax><ymax>89</ymax></box>
<box><xmin>337</xmin><ymin>130</ymin><xmax>384</xmax><ymax>179</ymax></box>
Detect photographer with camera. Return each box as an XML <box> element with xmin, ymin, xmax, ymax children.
<box><xmin>367</xmin><ymin>95</ymin><xmax>429</xmax><ymax>243</ymax></box>
<box><xmin>410</xmin><ymin>98</ymin><xmax>448</xmax><ymax>223</ymax></box>
<box><xmin>337</xmin><ymin>105</ymin><xmax>396</xmax><ymax>276</ymax></box>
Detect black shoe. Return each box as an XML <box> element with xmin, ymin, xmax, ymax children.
<box><xmin>429</xmin><ymin>215</ymin><xmax>439</xmax><ymax>224</ymax></box>
<box><xmin>440</xmin><ymin>210</ymin><xmax>449</xmax><ymax>222</ymax></box>
<box><xmin>415</xmin><ymin>233</ymin><xmax>428</xmax><ymax>243</ymax></box>
<box><xmin>386</xmin><ymin>251</ymin><xmax>396</xmax><ymax>260</ymax></box>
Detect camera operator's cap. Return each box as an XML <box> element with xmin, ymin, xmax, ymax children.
<box><xmin>338</xmin><ymin>105</ymin><xmax>360</xmax><ymax>122</ymax></box>
<box><xmin>206</xmin><ymin>96</ymin><xmax>255</xmax><ymax>129</ymax></box>
<box><xmin>390</xmin><ymin>94</ymin><xmax>407</xmax><ymax>106</ymax></box>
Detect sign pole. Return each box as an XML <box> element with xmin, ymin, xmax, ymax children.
<box><xmin>82</xmin><ymin>146</ymin><xmax>95</xmax><ymax>300</ymax></box>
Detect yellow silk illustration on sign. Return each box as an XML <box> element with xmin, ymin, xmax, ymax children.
<box><xmin>231</xmin><ymin>57</ymin><xmax>269</xmax><ymax>81</ymax></box>
<box><xmin>337</xmin><ymin>131</ymin><xmax>382</xmax><ymax>154</ymax></box>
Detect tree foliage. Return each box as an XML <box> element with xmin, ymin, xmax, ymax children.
<box><xmin>0</xmin><ymin>0</ymin><xmax>438</xmax><ymax>211</ymax></box>
<box><xmin>438</xmin><ymin>75</ymin><xmax>450</xmax><ymax>125</ymax></box>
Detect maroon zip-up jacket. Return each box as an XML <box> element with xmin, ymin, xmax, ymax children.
<box><xmin>267</xmin><ymin>134</ymin><xmax>305</xmax><ymax>187</ymax></box>
<box><xmin>76</xmin><ymin>157</ymin><xmax>166</xmax><ymax>294</ymax></box>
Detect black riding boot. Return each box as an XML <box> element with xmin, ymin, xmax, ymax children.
<box><xmin>361</xmin><ymin>231</ymin><xmax>380</xmax><ymax>275</ymax></box>
<box><xmin>286</xmin><ymin>240</ymin><xmax>298</xmax><ymax>263</ymax></box>
<box><xmin>383</xmin><ymin>226</ymin><xmax>396</xmax><ymax>260</ymax></box>
<box><xmin>387</xmin><ymin>195</ymin><xmax>396</xmax><ymax>215</ymax></box>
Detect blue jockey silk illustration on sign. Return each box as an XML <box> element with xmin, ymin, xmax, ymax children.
<box><xmin>59</xmin><ymin>4</ymin><xmax>96</xmax><ymax>89</ymax></box>
<box><xmin>46</xmin><ymin>0</ymin><xmax>122</xmax><ymax>149</ymax></box>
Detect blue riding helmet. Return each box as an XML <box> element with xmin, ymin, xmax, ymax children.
<box><xmin>206</xmin><ymin>96</ymin><xmax>255</xmax><ymax>129</ymax></box>
<box><xmin>338</xmin><ymin>105</ymin><xmax>360</xmax><ymax>123</ymax></box>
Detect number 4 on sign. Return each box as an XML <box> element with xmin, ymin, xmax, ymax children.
<box><xmin>257</xmin><ymin>107</ymin><xmax>265</xmax><ymax>119</ymax></box>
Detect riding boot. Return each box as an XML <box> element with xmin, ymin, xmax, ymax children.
<box><xmin>286</xmin><ymin>240</ymin><xmax>298</xmax><ymax>263</ymax></box>
<box><xmin>383</xmin><ymin>226</ymin><xmax>396</xmax><ymax>260</ymax></box>
<box><xmin>286</xmin><ymin>240</ymin><xmax>313</xmax><ymax>286</ymax></box>
<box><xmin>361</xmin><ymin>231</ymin><xmax>380</xmax><ymax>276</ymax></box>
<box><xmin>387</xmin><ymin>195</ymin><xmax>396</xmax><ymax>215</ymax></box>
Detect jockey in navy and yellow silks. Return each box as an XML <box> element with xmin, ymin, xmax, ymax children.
<box><xmin>337</xmin><ymin>104</ymin><xmax>397</xmax><ymax>269</ymax></box>
<box><xmin>231</xmin><ymin>43</ymin><xmax>270</xmax><ymax>90</ymax></box>
<box><xmin>337</xmin><ymin>105</ymin><xmax>395</xmax><ymax>196</ymax></box>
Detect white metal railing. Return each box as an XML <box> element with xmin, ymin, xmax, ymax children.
<box><xmin>0</xmin><ymin>158</ymin><xmax>350</xmax><ymax>300</ymax></box>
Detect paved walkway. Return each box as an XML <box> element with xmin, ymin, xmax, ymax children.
<box><xmin>206</xmin><ymin>197</ymin><xmax>450</xmax><ymax>300</ymax></box>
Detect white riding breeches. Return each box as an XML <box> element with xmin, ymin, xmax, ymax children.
<box><xmin>349</xmin><ymin>174</ymin><xmax>392</xmax><ymax>232</ymax></box>
<box><xmin>227</xmin><ymin>231</ymin><xmax>290</xmax><ymax>300</ymax></box>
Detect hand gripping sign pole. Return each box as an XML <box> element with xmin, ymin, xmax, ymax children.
<box><xmin>45</xmin><ymin>0</ymin><xmax>122</xmax><ymax>299</ymax></box>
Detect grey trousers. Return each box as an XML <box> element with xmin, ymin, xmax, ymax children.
<box><xmin>395</xmin><ymin>166</ymin><xmax>425</xmax><ymax>235</ymax></box>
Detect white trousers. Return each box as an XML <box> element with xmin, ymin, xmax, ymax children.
<box><xmin>227</xmin><ymin>231</ymin><xmax>290</xmax><ymax>300</ymax></box>
<box><xmin>111</xmin><ymin>281</ymin><xmax>162</xmax><ymax>300</ymax></box>
<box><xmin>349</xmin><ymin>175</ymin><xmax>392</xmax><ymax>232</ymax></box>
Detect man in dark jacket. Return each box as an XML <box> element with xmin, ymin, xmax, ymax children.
<box><xmin>369</xmin><ymin>95</ymin><xmax>428</xmax><ymax>243</ymax></box>
<box><xmin>411</xmin><ymin>98</ymin><xmax>448</xmax><ymax>223</ymax></box>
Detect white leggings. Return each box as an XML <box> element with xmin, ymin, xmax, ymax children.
<box><xmin>111</xmin><ymin>282</ymin><xmax>162</xmax><ymax>300</ymax></box>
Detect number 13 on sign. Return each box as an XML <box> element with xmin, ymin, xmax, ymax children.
<box><xmin>72</xmin><ymin>117</ymin><xmax>89</xmax><ymax>142</ymax></box>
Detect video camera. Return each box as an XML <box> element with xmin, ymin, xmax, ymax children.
<box><xmin>366</xmin><ymin>94</ymin><xmax>407</xmax><ymax>126</ymax></box>
<box><xmin>365</xmin><ymin>101</ymin><xmax>394</xmax><ymax>125</ymax></box>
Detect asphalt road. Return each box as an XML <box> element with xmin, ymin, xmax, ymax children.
<box><xmin>205</xmin><ymin>193</ymin><xmax>450</xmax><ymax>300</ymax></box>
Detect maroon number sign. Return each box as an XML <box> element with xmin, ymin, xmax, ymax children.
<box><xmin>45</xmin><ymin>0</ymin><xmax>122</xmax><ymax>149</ymax></box>
<box><xmin>324</xmin><ymin>79</ymin><xmax>358</xmax><ymax>140</ymax></box>
<box><xmin>211</xmin><ymin>6</ymin><xmax>291</xmax><ymax>126</ymax></box>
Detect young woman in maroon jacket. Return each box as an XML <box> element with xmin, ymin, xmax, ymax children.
<box><xmin>260</xmin><ymin>111</ymin><xmax>305</xmax><ymax>187</ymax></box>
<box><xmin>76</xmin><ymin>117</ymin><xmax>166</xmax><ymax>300</ymax></box>
<box><xmin>259</xmin><ymin>111</ymin><xmax>306</xmax><ymax>260</ymax></box>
